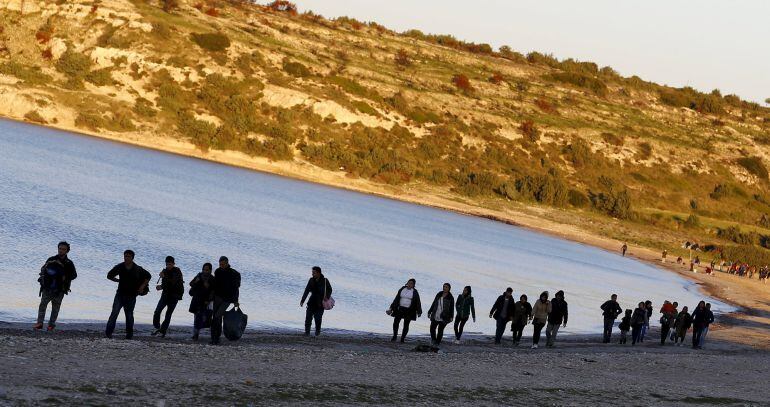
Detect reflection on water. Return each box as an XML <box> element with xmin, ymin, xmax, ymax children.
<box><xmin>0</xmin><ymin>119</ymin><xmax>729</xmax><ymax>334</ymax></box>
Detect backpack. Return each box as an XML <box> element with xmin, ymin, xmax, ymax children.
<box><xmin>39</xmin><ymin>267</ymin><xmax>63</xmax><ymax>293</ymax></box>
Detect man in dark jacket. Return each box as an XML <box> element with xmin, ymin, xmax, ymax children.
<box><xmin>691</xmin><ymin>300</ymin><xmax>710</xmax><ymax>349</ymax></box>
<box><xmin>301</xmin><ymin>266</ymin><xmax>332</xmax><ymax>337</ymax></box>
<box><xmin>152</xmin><ymin>256</ymin><xmax>184</xmax><ymax>337</ymax></box>
<box><xmin>35</xmin><ymin>241</ymin><xmax>77</xmax><ymax>331</ymax></box>
<box><xmin>546</xmin><ymin>290</ymin><xmax>568</xmax><ymax>347</ymax></box>
<box><xmin>511</xmin><ymin>294</ymin><xmax>532</xmax><ymax>346</ymax></box>
<box><xmin>698</xmin><ymin>303</ymin><xmax>715</xmax><ymax>348</ymax></box>
<box><xmin>489</xmin><ymin>287</ymin><xmax>514</xmax><ymax>344</ymax></box>
<box><xmin>105</xmin><ymin>250</ymin><xmax>151</xmax><ymax>339</ymax></box>
<box><xmin>211</xmin><ymin>256</ymin><xmax>241</xmax><ymax>345</ymax></box>
<box><xmin>600</xmin><ymin>294</ymin><xmax>623</xmax><ymax>343</ymax></box>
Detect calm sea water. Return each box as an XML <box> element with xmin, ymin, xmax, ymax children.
<box><xmin>0</xmin><ymin>119</ymin><xmax>728</xmax><ymax>335</ymax></box>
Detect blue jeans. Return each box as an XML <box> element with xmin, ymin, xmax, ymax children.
<box><xmin>106</xmin><ymin>293</ymin><xmax>137</xmax><ymax>339</ymax></box>
<box><xmin>640</xmin><ymin>323</ymin><xmax>649</xmax><ymax>342</ymax></box>
<box><xmin>494</xmin><ymin>317</ymin><xmax>509</xmax><ymax>343</ymax></box>
<box><xmin>153</xmin><ymin>294</ymin><xmax>178</xmax><ymax>334</ymax></box>
<box><xmin>602</xmin><ymin>317</ymin><xmax>615</xmax><ymax>342</ymax></box>
<box><xmin>699</xmin><ymin>326</ymin><xmax>710</xmax><ymax>347</ymax></box>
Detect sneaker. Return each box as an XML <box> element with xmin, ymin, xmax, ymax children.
<box><xmin>453</xmin><ymin>339</ymin><xmax>460</xmax><ymax>344</ymax></box>
<box><xmin>151</xmin><ymin>329</ymin><xmax>160</xmax><ymax>336</ymax></box>
<box><xmin>160</xmin><ymin>332</ymin><xmax>166</xmax><ymax>338</ymax></box>
<box><xmin>46</xmin><ymin>325</ymin><xmax>55</xmax><ymax>332</ymax></box>
<box><xmin>390</xmin><ymin>336</ymin><xmax>396</xmax><ymax>342</ymax></box>
<box><xmin>531</xmin><ymin>344</ymin><xmax>538</xmax><ymax>349</ymax></box>
<box><xmin>33</xmin><ymin>323</ymin><xmax>43</xmax><ymax>330</ymax></box>
<box><xmin>191</xmin><ymin>334</ymin><xmax>199</xmax><ymax>341</ymax></box>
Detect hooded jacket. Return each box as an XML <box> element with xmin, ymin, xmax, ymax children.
<box><xmin>532</xmin><ymin>299</ymin><xmax>551</xmax><ymax>324</ymax></box>
<box><xmin>428</xmin><ymin>292</ymin><xmax>455</xmax><ymax>323</ymax></box>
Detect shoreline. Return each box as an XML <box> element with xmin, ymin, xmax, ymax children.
<box><xmin>3</xmin><ymin>116</ymin><xmax>770</xmax><ymax>349</ymax></box>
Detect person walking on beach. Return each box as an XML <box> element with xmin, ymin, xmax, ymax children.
<box><xmin>659</xmin><ymin>300</ymin><xmax>677</xmax><ymax>345</ymax></box>
<box><xmin>621</xmin><ymin>243</ymin><xmax>628</xmax><ymax>257</ymax></box>
<box><xmin>211</xmin><ymin>256</ymin><xmax>240</xmax><ymax>345</ymax></box>
<box><xmin>453</xmin><ymin>286</ymin><xmax>475</xmax><ymax>343</ymax></box>
<box><xmin>600</xmin><ymin>294</ymin><xmax>623</xmax><ymax>343</ymax></box>
<box><xmin>387</xmin><ymin>278</ymin><xmax>422</xmax><ymax>343</ymax></box>
<box><xmin>618</xmin><ymin>309</ymin><xmax>632</xmax><ymax>344</ymax></box>
<box><xmin>673</xmin><ymin>306</ymin><xmax>692</xmax><ymax>346</ymax></box>
<box><xmin>105</xmin><ymin>250</ymin><xmax>151</xmax><ymax>340</ymax></box>
<box><xmin>691</xmin><ymin>301</ymin><xmax>709</xmax><ymax>349</ymax></box>
<box><xmin>661</xmin><ymin>250</ymin><xmax>667</xmax><ymax>263</ymax></box>
<box><xmin>489</xmin><ymin>287</ymin><xmax>514</xmax><ymax>344</ymax></box>
<box><xmin>531</xmin><ymin>291</ymin><xmax>551</xmax><ymax>349</ymax></box>
<box><xmin>35</xmin><ymin>241</ymin><xmax>77</xmax><ymax>331</ymax></box>
<box><xmin>546</xmin><ymin>290</ymin><xmax>568</xmax><ymax>348</ymax></box>
<box><xmin>188</xmin><ymin>263</ymin><xmax>215</xmax><ymax>341</ymax></box>
<box><xmin>631</xmin><ymin>302</ymin><xmax>647</xmax><ymax>345</ymax></box>
<box><xmin>427</xmin><ymin>283</ymin><xmax>454</xmax><ymax>347</ymax></box>
<box><xmin>698</xmin><ymin>303</ymin><xmax>715</xmax><ymax>348</ymax></box>
<box><xmin>640</xmin><ymin>300</ymin><xmax>652</xmax><ymax>342</ymax></box>
<box><xmin>152</xmin><ymin>256</ymin><xmax>184</xmax><ymax>338</ymax></box>
<box><xmin>511</xmin><ymin>294</ymin><xmax>532</xmax><ymax>346</ymax></box>
<box><xmin>300</xmin><ymin>266</ymin><xmax>332</xmax><ymax>337</ymax></box>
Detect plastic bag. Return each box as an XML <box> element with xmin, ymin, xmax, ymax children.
<box><xmin>223</xmin><ymin>306</ymin><xmax>248</xmax><ymax>341</ymax></box>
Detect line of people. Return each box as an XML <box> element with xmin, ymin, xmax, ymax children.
<box><xmin>34</xmin><ymin>242</ymin><xmax>715</xmax><ymax>349</ymax></box>
<box><xmin>35</xmin><ymin>243</ymin><xmax>332</xmax><ymax>345</ymax></box>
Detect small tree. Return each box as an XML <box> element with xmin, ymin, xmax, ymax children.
<box><xmin>394</xmin><ymin>49</ymin><xmax>411</xmax><ymax>67</ymax></box>
<box><xmin>520</xmin><ymin>120</ymin><xmax>539</xmax><ymax>142</ymax></box>
<box><xmin>451</xmin><ymin>74</ymin><xmax>472</xmax><ymax>92</ymax></box>
<box><xmin>267</xmin><ymin>0</ymin><xmax>298</xmax><ymax>15</ymax></box>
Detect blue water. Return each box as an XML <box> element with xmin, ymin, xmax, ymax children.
<box><xmin>0</xmin><ymin>119</ymin><xmax>729</xmax><ymax>334</ymax></box>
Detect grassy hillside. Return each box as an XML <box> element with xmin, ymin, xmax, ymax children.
<box><xmin>2</xmin><ymin>0</ymin><xmax>770</xmax><ymax>264</ymax></box>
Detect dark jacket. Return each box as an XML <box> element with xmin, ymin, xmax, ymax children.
<box><xmin>107</xmin><ymin>262</ymin><xmax>151</xmax><ymax>297</ymax></box>
<box><xmin>631</xmin><ymin>308</ymin><xmax>647</xmax><ymax>326</ymax></box>
<box><xmin>548</xmin><ymin>297</ymin><xmax>569</xmax><ymax>325</ymax></box>
<box><xmin>188</xmin><ymin>272</ymin><xmax>215</xmax><ymax>313</ymax></box>
<box><xmin>213</xmin><ymin>266</ymin><xmax>241</xmax><ymax>303</ymax></box>
<box><xmin>601</xmin><ymin>300</ymin><xmax>622</xmax><ymax>319</ymax></box>
<box><xmin>428</xmin><ymin>292</ymin><xmax>454</xmax><ymax>323</ymax></box>
<box><xmin>389</xmin><ymin>286</ymin><xmax>422</xmax><ymax>321</ymax></box>
<box><xmin>489</xmin><ymin>294</ymin><xmax>515</xmax><ymax>320</ymax></box>
<box><xmin>511</xmin><ymin>300</ymin><xmax>532</xmax><ymax>327</ymax></box>
<box><xmin>159</xmin><ymin>267</ymin><xmax>184</xmax><ymax>300</ymax></box>
<box><xmin>455</xmin><ymin>294</ymin><xmax>476</xmax><ymax>320</ymax></box>
<box><xmin>691</xmin><ymin>307</ymin><xmax>713</xmax><ymax>328</ymax></box>
<box><xmin>302</xmin><ymin>275</ymin><xmax>332</xmax><ymax>310</ymax></box>
<box><xmin>39</xmin><ymin>254</ymin><xmax>77</xmax><ymax>295</ymax></box>
<box><xmin>674</xmin><ymin>312</ymin><xmax>692</xmax><ymax>335</ymax></box>
<box><xmin>618</xmin><ymin>315</ymin><xmax>631</xmax><ymax>331</ymax></box>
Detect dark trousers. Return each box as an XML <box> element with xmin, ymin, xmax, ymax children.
<box><xmin>660</xmin><ymin>324</ymin><xmax>672</xmax><ymax>345</ymax></box>
<box><xmin>692</xmin><ymin>325</ymin><xmax>704</xmax><ymax>348</ymax></box>
<box><xmin>305</xmin><ymin>306</ymin><xmax>324</xmax><ymax>336</ymax></box>
<box><xmin>454</xmin><ymin>317</ymin><xmax>468</xmax><ymax>340</ymax></box>
<box><xmin>194</xmin><ymin>308</ymin><xmax>211</xmax><ymax>331</ymax></box>
<box><xmin>153</xmin><ymin>294</ymin><xmax>178</xmax><ymax>334</ymax></box>
<box><xmin>511</xmin><ymin>323</ymin><xmax>525</xmax><ymax>344</ymax></box>
<box><xmin>602</xmin><ymin>317</ymin><xmax>615</xmax><ymax>343</ymax></box>
<box><xmin>106</xmin><ymin>293</ymin><xmax>137</xmax><ymax>339</ymax></box>
<box><xmin>392</xmin><ymin>309</ymin><xmax>412</xmax><ymax>342</ymax></box>
<box><xmin>37</xmin><ymin>289</ymin><xmax>65</xmax><ymax>327</ymax></box>
<box><xmin>210</xmin><ymin>297</ymin><xmax>231</xmax><ymax>343</ymax></box>
<box><xmin>532</xmin><ymin>322</ymin><xmax>545</xmax><ymax>345</ymax></box>
<box><xmin>620</xmin><ymin>330</ymin><xmax>628</xmax><ymax>344</ymax></box>
<box><xmin>429</xmin><ymin>320</ymin><xmax>448</xmax><ymax>345</ymax></box>
<box><xmin>631</xmin><ymin>324</ymin><xmax>643</xmax><ymax>344</ymax></box>
<box><xmin>494</xmin><ymin>317</ymin><xmax>509</xmax><ymax>344</ymax></box>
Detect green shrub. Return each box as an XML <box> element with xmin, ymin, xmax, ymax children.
<box><xmin>133</xmin><ymin>97</ymin><xmax>157</xmax><ymax>118</ymax></box>
<box><xmin>601</xmin><ymin>132</ymin><xmax>624</xmax><ymax>146</ymax></box>
<box><xmin>24</xmin><ymin>110</ymin><xmax>46</xmax><ymax>124</ymax></box>
<box><xmin>568</xmin><ymin>189</ymin><xmax>589</xmax><ymax>207</ymax></box>
<box><xmin>589</xmin><ymin>176</ymin><xmax>633</xmax><ymax>219</ymax></box>
<box><xmin>177</xmin><ymin>111</ymin><xmax>217</xmax><ymax>151</ymax></box>
<box><xmin>85</xmin><ymin>68</ymin><xmax>114</xmax><ymax>86</ymax></box>
<box><xmin>563</xmin><ymin>138</ymin><xmax>592</xmax><ymax>168</ymax></box>
<box><xmin>719</xmin><ymin>245</ymin><xmax>770</xmax><ymax>266</ymax></box>
<box><xmin>658</xmin><ymin>87</ymin><xmax>725</xmax><ymax>115</ymax></box>
<box><xmin>190</xmin><ymin>32</ymin><xmax>231</xmax><ymax>52</ymax></box>
<box><xmin>520</xmin><ymin>120</ymin><xmax>539</xmax><ymax>142</ymax></box>
<box><xmin>351</xmin><ymin>100</ymin><xmax>379</xmax><ymax>117</ymax></box>
<box><xmin>283</xmin><ymin>60</ymin><xmax>311</xmax><ymax>77</ymax></box>
<box><xmin>684</xmin><ymin>214</ymin><xmax>701</xmax><ymax>229</ymax></box>
<box><xmin>75</xmin><ymin>112</ymin><xmax>106</xmax><ymax>130</ymax></box>
<box><xmin>452</xmin><ymin>170</ymin><xmax>500</xmax><ymax>197</ymax></box>
<box><xmin>0</xmin><ymin>62</ymin><xmax>52</xmax><ymax>85</ymax></box>
<box><xmin>545</xmin><ymin>72</ymin><xmax>608</xmax><ymax>96</ymax></box>
<box><xmin>737</xmin><ymin>156</ymin><xmax>768</xmax><ymax>180</ymax></box>
<box><xmin>56</xmin><ymin>50</ymin><xmax>91</xmax><ymax>78</ymax></box>
<box><xmin>717</xmin><ymin>226</ymin><xmax>761</xmax><ymax>245</ymax></box>
<box><xmin>636</xmin><ymin>142</ymin><xmax>653</xmax><ymax>160</ymax></box>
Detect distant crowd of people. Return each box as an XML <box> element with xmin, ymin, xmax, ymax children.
<box><xmin>35</xmin><ymin>241</ymin><xmax>716</xmax><ymax>350</ymax></box>
<box><xmin>662</xmin><ymin>241</ymin><xmax>770</xmax><ymax>283</ymax></box>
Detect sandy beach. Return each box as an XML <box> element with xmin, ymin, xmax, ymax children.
<box><xmin>1</xmin><ymin>322</ymin><xmax>769</xmax><ymax>406</ymax></box>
